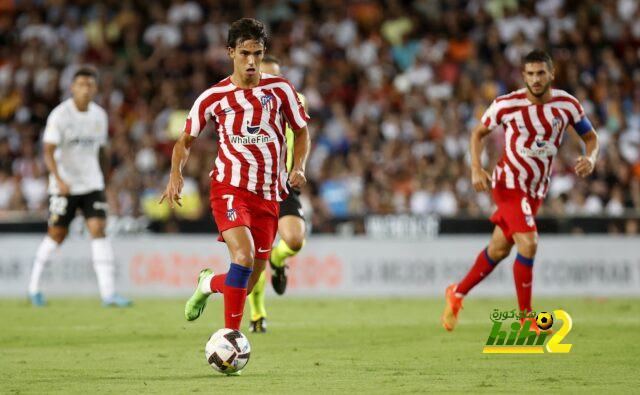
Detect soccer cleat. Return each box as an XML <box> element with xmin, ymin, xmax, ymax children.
<box><xmin>30</xmin><ymin>292</ymin><xmax>46</xmax><ymax>307</ymax></box>
<box><xmin>102</xmin><ymin>294</ymin><xmax>133</xmax><ymax>307</ymax></box>
<box><xmin>249</xmin><ymin>317</ymin><xmax>267</xmax><ymax>333</ymax></box>
<box><xmin>442</xmin><ymin>283</ymin><xmax>464</xmax><ymax>331</ymax></box>
<box><xmin>270</xmin><ymin>257</ymin><xmax>287</xmax><ymax>295</ymax></box>
<box><xmin>184</xmin><ymin>268</ymin><xmax>213</xmax><ymax>321</ymax></box>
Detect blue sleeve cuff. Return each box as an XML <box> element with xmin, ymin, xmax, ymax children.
<box><xmin>574</xmin><ymin>116</ymin><xmax>593</xmax><ymax>135</ymax></box>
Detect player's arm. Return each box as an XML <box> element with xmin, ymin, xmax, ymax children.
<box><xmin>289</xmin><ymin>126</ymin><xmax>310</xmax><ymax>189</ymax></box>
<box><xmin>469</xmin><ymin>123</ymin><xmax>493</xmax><ymax>192</ymax></box>
<box><xmin>43</xmin><ymin>143</ymin><xmax>70</xmax><ymax>196</ymax></box>
<box><xmin>99</xmin><ymin>146</ymin><xmax>110</xmax><ymax>182</ymax></box>
<box><xmin>159</xmin><ymin>133</ymin><xmax>196</xmax><ymax>208</ymax></box>
<box><xmin>99</xmin><ymin>111</ymin><xmax>110</xmax><ymax>182</ymax></box>
<box><xmin>574</xmin><ymin>129</ymin><xmax>598</xmax><ymax>178</ymax></box>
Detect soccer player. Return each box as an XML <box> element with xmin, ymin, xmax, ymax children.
<box><xmin>28</xmin><ymin>67</ymin><xmax>132</xmax><ymax>307</ymax></box>
<box><xmin>246</xmin><ymin>55</ymin><xmax>309</xmax><ymax>333</ymax></box>
<box><xmin>442</xmin><ymin>50</ymin><xmax>599</xmax><ymax>332</ymax></box>
<box><xmin>160</xmin><ymin>18</ymin><xmax>310</xmax><ymax>333</ymax></box>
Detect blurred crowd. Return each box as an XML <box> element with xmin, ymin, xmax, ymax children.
<box><xmin>1</xmin><ymin>0</ymin><xmax>640</xmax><ymax>233</ymax></box>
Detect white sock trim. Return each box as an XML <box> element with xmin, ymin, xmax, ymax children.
<box><xmin>200</xmin><ymin>274</ymin><xmax>214</xmax><ymax>294</ymax></box>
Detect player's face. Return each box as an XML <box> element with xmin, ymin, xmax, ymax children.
<box><xmin>229</xmin><ymin>39</ymin><xmax>265</xmax><ymax>81</ymax></box>
<box><xmin>260</xmin><ymin>62</ymin><xmax>281</xmax><ymax>76</ymax></box>
<box><xmin>523</xmin><ymin>62</ymin><xmax>554</xmax><ymax>98</ymax></box>
<box><xmin>71</xmin><ymin>76</ymin><xmax>97</xmax><ymax>104</ymax></box>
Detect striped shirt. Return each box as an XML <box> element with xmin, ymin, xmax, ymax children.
<box><xmin>183</xmin><ymin>73</ymin><xmax>309</xmax><ymax>201</ymax></box>
<box><xmin>481</xmin><ymin>88</ymin><xmax>590</xmax><ymax>198</ymax></box>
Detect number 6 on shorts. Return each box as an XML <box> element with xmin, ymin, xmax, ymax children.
<box><xmin>521</xmin><ymin>197</ymin><xmax>532</xmax><ymax>215</ymax></box>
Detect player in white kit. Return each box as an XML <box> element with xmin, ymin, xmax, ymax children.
<box><xmin>28</xmin><ymin>67</ymin><xmax>132</xmax><ymax>307</ymax></box>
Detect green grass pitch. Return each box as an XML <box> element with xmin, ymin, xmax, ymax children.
<box><xmin>1</xmin><ymin>297</ymin><xmax>639</xmax><ymax>393</ymax></box>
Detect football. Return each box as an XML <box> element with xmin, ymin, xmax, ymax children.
<box><xmin>535</xmin><ymin>312</ymin><xmax>554</xmax><ymax>330</ymax></box>
<box><xmin>205</xmin><ymin>329</ymin><xmax>251</xmax><ymax>375</ymax></box>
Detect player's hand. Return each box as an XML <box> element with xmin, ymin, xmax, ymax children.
<box><xmin>471</xmin><ymin>167</ymin><xmax>492</xmax><ymax>192</ymax></box>
<box><xmin>288</xmin><ymin>168</ymin><xmax>307</xmax><ymax>189</ymax></box>
<box><xmin>575</xmin><ymin>156</ymin><xmax>595</xmax><ymax>178</ymax></box>
<box><xmin>159</xmin><ymin>173</ymin><xmax>184</xmax><ymax>208</ymax></box>
<box><xmin>57</xmin><ymin>178</ymin><xmax>70</xmax><ymax>196</ymax></box>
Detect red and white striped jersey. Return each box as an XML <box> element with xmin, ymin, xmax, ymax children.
<box><xmin>183</xmin><ymin>73</ymin><xmax>309</xmax><ymax>201</ymax></box>
<box><xmin>481</xmin><ymin>88</ymin><xmax>588</xmax><ymax>199</ymax></box>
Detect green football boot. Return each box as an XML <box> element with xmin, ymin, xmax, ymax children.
<box><xmin>184</xmin><ymin>268</ymin><xmax>214</xmax><ymax>321</ymax></box>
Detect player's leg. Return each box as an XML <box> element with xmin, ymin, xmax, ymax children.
<box><xmin>83</xmin><ymin>191</ymin><xmax>131</xmax><ymax>307</ymax></box>
<box><xmin>246</xmin><ymin>198</ymin><xmax>279</xmax><ymax>331</ymax></box>
<box><xmin>511</xmin><ymin>231</ymin><xmax>537</xmax><ymax>316</ymax></box>
<box><xmin>185</xmin><ymin>225</ymin><xmax>255</xmax><ymax>329</ymax></box>
<box><xmin>28</xmin><ymin>194</ymin><xmax>75</xmax><ymax>306</ymax></box>
<box><xmin>85</xmin><ymin>217</ymin><xmax>132</xmax><ymax>307</ymax></box>
<box><xmin>220</xmin><ymin>226</ymin><xmax>255</xmax><ymax>329</ymax></box>
<box><xmin>247</xmin><ymin>259</ymin><xmax>268</xmax><ymax>333</ymax></box>
<box><xmin>248</xmin><ymin>271</ymin><xmax>267</xmax><ymax>331</ymax></box>
<box><xmin>457</xmin><ymin>226</ymin><xmax>513</xmax><ymax>295</ymax></box>
<box><xmin>511</xmin><ymin>231</ymin><xmax>548</xmax><ymax>333</ymax></box>
<box><xmin>28</xmin><ymin>226</ymin><xmax>68</xmax><ymax>306</ymax></box>
<box><xmin>270</xmin><ymin>214</ymin><xmax>306</xmax><ymax>295</ymax></box>
<box><xmin>442</xmin><ymin>226</ymin><xmax>513</xmax><ymax>331</ymax></box>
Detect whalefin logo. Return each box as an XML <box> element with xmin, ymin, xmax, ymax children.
<box><xmin>230</xmin><ymin>123</ymin><xmax>276</xmax><ymax>145</ymax></box>
<box><xmin>247</xmin><ymin>125</ymin><xmax>261</xmax><ymax>135</ymax></box>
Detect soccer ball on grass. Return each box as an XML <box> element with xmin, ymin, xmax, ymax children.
<box><xmin>205</xmin><ymin>328</ymin><xmax>251</xmax><ymax>375</ymax></box>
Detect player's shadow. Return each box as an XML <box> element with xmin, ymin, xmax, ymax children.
<box><xmin>142</xmin><ymin>374</ymin><xmax>238</xmax><ymax>380</ymax></box>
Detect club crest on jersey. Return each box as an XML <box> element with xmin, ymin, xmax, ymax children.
<box><xmin>525</xmin><ymin>215</ymin><xmax>535</xmax><ymax>227</ymax></box>
<box><xmin>552</xmin><ymin>117</ymin><xmax>561</xmax><ymax>134</ymax></box>
<box><xmin>260</xmin><ymin>94</ymin><xmax>274</xmax><ymax>111</ymax></box>
<box><xmin>227</xmin><ymin>208</ymin><xmax>237</xmax><ymax>221</ymax></box>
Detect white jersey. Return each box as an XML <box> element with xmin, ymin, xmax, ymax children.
<box><xmin>42</xmin><ymin>98</ymin><xmax>108</xmax><ymax>195</ymax></box>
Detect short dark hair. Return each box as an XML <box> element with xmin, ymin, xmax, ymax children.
<box><xmin>522</xmin><ymin>50</ymin><xmax>553</xmax><ymax>70</ymax></box>
<box><xmin>227</xmin><ymin>18</ymin><xmax>267</xmax><ymax>48</ymax></box>
<box><xmin>73</xmin><ymin>66</ymin><xmax>98</xmax><ymax>81</ymax></box>
<box><xmin>262</xmin><ymin>55</ymin><xmax>280</xmax><ymax>65</ymax></box>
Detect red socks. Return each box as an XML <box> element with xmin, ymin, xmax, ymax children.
<box><xmin>456</xmin><ymin>247</ymin><xmax>497</xmax><ymax>295</ymax></box>
<box><xmin>513</xmin><ymin>254</ymin><xmax>534</xmax><ymax>314</ymax></box>
<box><xmin>208</xmin><ymin>263</ymin><xmax>253</xmax><ymax>330</ymax></box>
<box><xmin>210</xmin><ymin>274</ymin><xmax>226</xmax><ymax>294</ymax></box>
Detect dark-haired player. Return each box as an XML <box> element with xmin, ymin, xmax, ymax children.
<box><xmin>442</xmin><ymin>50</ymin><xmax>598</xmax><ymax>332</ymax></box>
<box><xmin>28</xmin><ymin>67</ymin><xmax>132</xmax><ymax>307</ymax></box>
<box><xmin>161</xmin><ymin>18</ymin><xmax>310</xmax><ymax>332</ymax></box>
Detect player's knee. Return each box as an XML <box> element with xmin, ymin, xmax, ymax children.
<box><xmin>89</xmin><ymin>229</ymin><xmax>106</xmax><ymax>239</ymax></box>
<box><xmin>48</xmin><ymin>228</ymin><xmax>68</xmax><ymax>244</ymax></box>
<box><xmin>518</xmin><ymin>239</ymin><xmax>538</xmax><ymax>258</ymax></box>
<box><xmin>283</xmin><ymin>235</ymin><xmax>304</xmax><ymax>252</ymax></box>
<box><xmin>233</xmin><ymin>250</ymin><xmax>254</xmax><ymax>267</ymax></box>
<box><xmin>489</xmin><ymin>246</ymin><xmax>511</xmax><ymax>263</ymax></box>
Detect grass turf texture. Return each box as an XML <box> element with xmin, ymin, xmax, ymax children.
<box><xmin>1</xmin><ymin>298</ymin><xmax>639</xmax><ymax>393</ymax></box>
